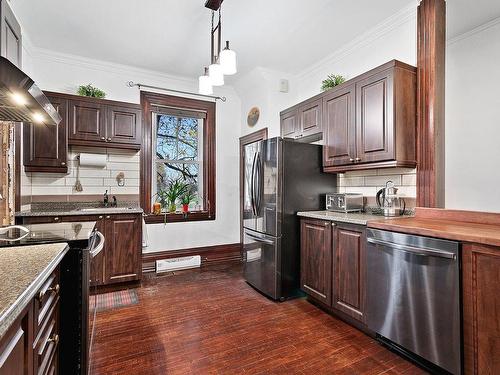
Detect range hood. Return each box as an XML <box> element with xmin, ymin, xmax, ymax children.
<box><xmin>0</xmin><ymin>56</ymin><xmax>61</xmax><ymax>125</ymax></box>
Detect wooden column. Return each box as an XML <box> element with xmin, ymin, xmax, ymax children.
<box><xmin>416</xmin><ymin>0</ymin><xmax>446</xmax><ymax>207</ymax></box>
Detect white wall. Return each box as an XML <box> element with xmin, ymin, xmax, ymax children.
<box><xmin>445</xmin><ymin>19</ymin><xmax>500</xmax><ymax>212</ymax></box>
<box><xmin>25</xmin><ymin>48</ymin><xmax>241</xmax><ymax>253</ymax></box>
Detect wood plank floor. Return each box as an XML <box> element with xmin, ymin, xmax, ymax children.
<box><xmin>91</xmin><ymin>264</ymin><xmax>427</xmax><ymax>375</ymax></box>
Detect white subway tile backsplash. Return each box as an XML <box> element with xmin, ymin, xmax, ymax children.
<box><xmin>402</xmin><ymin>174</ymin><xmax>417</xmax><ymax>186</ymax></box>
<box><xmin>365</xmin><ymin>175</ymin><xmax>402</xmax><ymax>187</ymax></box>
<box><xmin>344</xmin><ymin>186</ymin><xmax>379</xmax><ymax>196</ymax></box>
<box><xmin>377</xmin><ymin>168</ymin><xmax>416</xmax><ymax>175</ymax></box>
<box><xmin>23</xmin><ymin>146</ymin><xmax>140</xmax><ymax>199</ymax></box>
<box><xmin>342</xmin><ymin>169</ymin><xmax>378</xmax><ymax>177</ymax></box>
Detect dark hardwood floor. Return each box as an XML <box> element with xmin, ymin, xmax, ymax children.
<box><xmin>91</xmin><ymin>264</ymin><xmax>426</xmax><ymax>375</ymax></box>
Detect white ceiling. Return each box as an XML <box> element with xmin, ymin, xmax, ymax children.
<box><xmin>10</xmin><ymin>0</ymin><xmax>500</xmax><ymax>79</ymax></box>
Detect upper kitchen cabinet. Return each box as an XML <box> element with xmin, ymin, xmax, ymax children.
<box><xmin>23</xmin><ymin>95</ymin><xmax>68</xmax><ymax>173</ymax></box>
<box><xmin>49</xmin><ymin>92</ymin><xmax>142</xmax><ymax>150</ymax></box>
<box><xmin>0</xmin><ymin>0</ymin><xmax>22</xmax><ymax>67</ymax></box>
<box><xmin>280</xmin><ymin>98</ymin><xmax>323</xmax><ymax>141</ymax></box>
<box><xmin>324</xmin><ymin>60</ymin><xmax>416</xmax><ymax>172</ymax></box>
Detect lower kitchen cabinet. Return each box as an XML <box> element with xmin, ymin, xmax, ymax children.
<box><xmin>104</xmin><ymin>214</ymin><xmax>142</xmax><ymax>284</ymax></box>
<box><xmin>299</xmin><ymin>218</ymin><xmax>366</xmax><ymax>324</ymax></box>
<box><xmin>462</xmin><ymin>243</ymin><xmax>500</xmax><ymax>375</ymax></box>
<box><xmin>300</xmin><ymin>219</ymin><xmax>333</xmax><ymax>306</ymax></box>
<box><xmin>332</xmin><ymin>224</ymin><xmax>366</xmax><ymax>323</ymax></box>
<box><xmin>0</xmin><ymin>267</ymin><xmax>60</xmax><ymax>375</ymax></box>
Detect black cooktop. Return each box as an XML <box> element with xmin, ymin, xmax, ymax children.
<box><xmin>0</xmin><ymin>221</ymin><xmax>96</xmax><ymax>248</ymax></box>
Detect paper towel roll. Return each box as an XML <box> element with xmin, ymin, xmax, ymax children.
<box><xmin>79</xmin><ymin>153</ymin><xmax>107</xmax><ymax>168</ymax></box>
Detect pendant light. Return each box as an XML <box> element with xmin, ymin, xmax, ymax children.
<box><xmin>208</xmin><ymin>63</ymin><xmax>224</xmax><ymax>86</ymax></box>
<box><xmin>198</xmin><ymin>67</ymin><xmax>213</xmax><ymax>95</ymax></box>
<box><xmin>219</xmin><ymin>41</ymin><xmax>237</xmax><ymax>75</ymax></box>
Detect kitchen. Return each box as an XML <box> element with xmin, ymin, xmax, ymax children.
<box><xmin>0</xmin><ymin>0</ymin><xmax>499</xmax><ymax>374</ymax></box>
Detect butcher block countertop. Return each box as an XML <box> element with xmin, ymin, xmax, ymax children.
<box><xmin>368</xmin><ymin>207</ymin><xmax>500</xmax><ymax>248</ymax></box>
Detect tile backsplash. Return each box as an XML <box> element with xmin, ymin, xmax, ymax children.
<box><xmin>337</xmin><ymin>167</ymin><xmax>417</xmax><ymax>207</ymax></box>
<box><xmin>21</xmin><ymin>146</ymin><xmax>140</xmax><ymax>208</ymax></box>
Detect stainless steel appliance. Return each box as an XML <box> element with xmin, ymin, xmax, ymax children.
<box><xmin>366</xmin><ymin>228</ymin><xmax>461</xmax><ymax>374</ymax></box>
<box><xmin>375</xmin><ymin>181</ymin><xmax>406</xmax><ymax>216</ymax></box>
<box><xmin>0</xmin><ymin>56</ymin><xmax>61</xmax><ymax>125</ymax></box>
<box><xmin>326</xmin><ymin>193</ymin><xmax>363</xmax><ymax>213</ymax></box>
<box><xmin>243</xmin><ymin>137</ymin><xmax>337</xmax><ymax>300</ymax></box>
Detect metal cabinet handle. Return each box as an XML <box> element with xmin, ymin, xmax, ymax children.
<box><xmin>37</xmin><ymin>284</ymin><xmax>60</xmax><ymax>300</ymax></box>
<box><xmin>355</xmin><ymin>157</ymin><xmax>361</xmax><ymax>162</ymax></box>
<box><xmin>107</xmin><ymin>137</ymin><xmax>112</xmax><ymax>141</ymax></box>
<box><xmin>53</xmin><ymin>217</ymin><xmax>59</xmax><ymax>221</ymax></box>
<box><xmin>100</xmin><ymin>137</ymin><xmax>105</xmax><ymax>140</ymax></box>
<box><xmin>47</xmin><ymin>334</ymin><xmax>59</xmax><ymax>345</ymax></box>
<box><xmin>60</xmin><ymin>162</ymin><xmax>66</xmax><ymax>166</ymax></box>
<box><xmin>98</xmin><ymin>215</ymin><xmax>103</xmax><ymax>219</ymax></box>
<box><xmin>349</xmin><ymin>158</ymin><xmax>355</xmax><ymax>162</ymax></box>
<box><xmin>106</xmin><ymin>215</ymin><xmax>110</xmax><ymax>219</ymax></box>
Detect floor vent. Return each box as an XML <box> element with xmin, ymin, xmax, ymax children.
<box><xmin>156</xmin><ymin>255</ymin><xmax>201</xmax><ymax>273</ymax></box>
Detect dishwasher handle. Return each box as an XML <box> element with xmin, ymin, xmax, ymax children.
<box><xmin>367</xmin><ymin>237</ymin><xmax>457</xmax><ymax>260</ymax></box>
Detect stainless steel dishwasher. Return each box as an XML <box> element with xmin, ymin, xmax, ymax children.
<box><xmin>366</xmin><ymin>228</ymin><xmax>461</xmax><ymax>375</ymax></box>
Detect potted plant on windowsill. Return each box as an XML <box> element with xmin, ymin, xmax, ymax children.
<box><xmin>180</xmin><ymin>191</ymin><xmax>197</xmax><ymax>213</ymax></box>
<box><xmin>157</xmin><ymin>179</ymin><xmax>189</xmax><ymax>213</ymax></box>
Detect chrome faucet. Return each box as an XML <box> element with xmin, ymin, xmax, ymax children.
<box><xmin>103</xmin><ymin>190</ymin><xmax>109</xmax><ymax>207</ymax></box>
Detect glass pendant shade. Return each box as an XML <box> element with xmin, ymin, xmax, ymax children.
<box><xmin>198</xmin><ymin>67</ymin><xmax>213</xmax><ymax>95</ymax></box>
<box><xmin>209</xmin><ymin>63</ymin><xmax>224</xmax><ymax>86</ymax></box>
<box><xmin>220</xmin><ymin>41</ymin><xmax>237</xmax><ymax>75</ymax></box>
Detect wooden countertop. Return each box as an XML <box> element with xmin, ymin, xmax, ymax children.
<box><xmin>368</xmin><ymin>208</ymin><xmax>500</xmax><ymax>247</ymax></box>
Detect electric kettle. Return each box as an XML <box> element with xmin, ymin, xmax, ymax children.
<box><xmin>376</xmin><ymin>181</ymin><xmax>406</xmax><ymax>217</ymax></box>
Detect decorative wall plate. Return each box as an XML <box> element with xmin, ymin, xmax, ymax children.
<box><xmin>247</xmin><ymin>107</ymin><xmax>260</xmax><ymax>127</ymax></box>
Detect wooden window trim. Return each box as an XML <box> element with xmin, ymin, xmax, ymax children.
<box><xmin>140</xmin><ymin>91</ymin><xmax>216</xmax><ymax>224</ymax></box>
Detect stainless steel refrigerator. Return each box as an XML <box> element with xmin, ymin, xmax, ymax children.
<box><xmin>243</xmin><ymin>137</ymin><xmax>337</xmax><ymax>300</ymax></box>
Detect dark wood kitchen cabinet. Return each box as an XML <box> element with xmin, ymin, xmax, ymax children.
<box><xmin>106</xmin><ymin>104</ymin><xmax>142</xmax><ymax>145</ymax></box>
<box><xmin>332</xmin><ymin>224</ymin><xmax>366</xmax><ymax>323</ymax></box>
<box><xmin>23</xmin><ymin>95</ymin><xmax>68</xmax><ymax>173</ymax></box>
<box><xmin>323</xmin><ymin>84</ymin><xmax>356</xmax><ymax>167</ymax></box>
<box><xmin>68</xmin><ymin>98</ymin><xmax>107</xmax><ymax>143</ymax></box>
<box><xmin>104</xmin><ymin>214</ymin><xmax>142</xmax><ymax>284</ymax></box>
<box><xmin>280</xmin><ymin>99</ymin><xmax>322</xmax><ymax>141</ymax></box>
<box><xmin>280</xmin><ymin>107</ymin><xmax>298</xmax><ymax>138</ymax></box>
<box><xmin>324</xmin><ymin>61</ymin><xmax>416</xmax><ymax>172</ymax></box>
<box><xmin>300</xmin><ymin>218</ymin><xmax>333</xmax><ymax>305</ymax></box>
<box><xmin>0</xmin><ymin>306</ymin><xmax>30</xmax><ymax>375</ymax></box>
<box><xmin>462</xmin><ymin>243</ymin><xmax>500</xmax><ymax>375</ymax></box>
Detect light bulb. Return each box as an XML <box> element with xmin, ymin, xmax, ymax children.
<box><xmin>209</xmin><ymin>63</ymin><xmax>224</xmax><ymax>86</ymax></box>
<box><xmin>198</xmin><ymin>67</ymin><xmax>213</xmax><ymax>95</ymax></box>
<box><xmin>220</xmin><ymin>41</ymin><xmax>237</xmax><ymax>75</ymax></box>
<box><xmin>10</xmin><ymin>92</ymin><xmax>28</xmax><ymax>106</ymax></box>
<box><xmin>32</xmin><ymin>112</ymin><xmax>45</xmax><ymax>124</ymax></box>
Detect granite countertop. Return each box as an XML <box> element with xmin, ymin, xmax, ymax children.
<box><xmin>297</xmin><ymin>210</ymin><xmax>408</xmax><ymax>226</ymax></box>
<box><xmin>16</xmin><ymin>201</ymin><xmax>143</xmax><ymax>217</ymax></box>
<box><xmin>0</xmin><ymin>243</ymin><xmax>69</xmax><ymax>341</ymax></box>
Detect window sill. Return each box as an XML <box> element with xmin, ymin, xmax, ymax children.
<box><xmin>144</xmin><ymin>211</ymin><xmax>215</xmax><ymax>224</ymax></box>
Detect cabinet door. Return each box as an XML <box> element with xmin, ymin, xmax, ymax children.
<box><xmin>0</xmin><ymin>308</ymin><xmax>29</xmax><ymax>375</ymax></box>
<box><xmin>355</xmin><ymin>70</ymin><xmax>394</xmax><ymax>163</ymax></box>
<box><xmin>463</xmin><ymin>243</ymin><xmax>500</xmax><ymax>375</ymax></box>
<box><xmin>299</xmin><ymin>99</ymin><xmax>322</xmax><ymax>138</ymax></box>
<box><xmin>323</xmin><ymin>84</ymin><xmax>356</xmax><ymax>166</ymax></box>
<box><xmin>333</xmin><ymin>225</ymin><xmax>366</xmax><ymax>322</ymax></box>
<box><xmin>68</xmin><ymin>99</ymin><xmax>106</xmax><ymax>143</ymax></box>
<box><xmin>0</xmin><ymin>0</ymin><xmax>22</xmax><ymax>67</ymax></box>
<box><xmin>300</xmin><ymin>219</ymin><xmax>332</xmax><ymax>305</ymax></box>
<box><xmin>107</xmin><ymin>105</ymin><xmax>142</xmax><ymax>146</ymax></box>
<box><xmin>280</xmin><ymin>109</ymin><xmax>299</xmax><ymax>138</ymax></box>
<box><xmin>105</xmin><ymin>214</ymin><xmax>142</xmax><ymax>284</ymax></box>
<box><xmin>23</xmin><ymin>96</ymin><xmax>68</xmax><ymax>173</ymax></box>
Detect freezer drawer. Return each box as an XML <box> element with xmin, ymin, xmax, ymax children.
<box><xmin>243</xmin><ymin>229</ymin><xmax>281</xmax><ymax>300</ymax></box>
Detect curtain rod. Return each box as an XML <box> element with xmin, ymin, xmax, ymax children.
<box><xmin>126</xmin><ymin>81</ymin><xmax>226</xmax><ymax>102</ymax></box>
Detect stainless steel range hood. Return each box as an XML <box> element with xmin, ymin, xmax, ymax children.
<box><xmin>0</xmin><ymin>56</ymin><xmax>61</xmax><ymax>125</ymax></box>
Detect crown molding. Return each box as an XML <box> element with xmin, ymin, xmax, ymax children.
<box><xmin>296</xmin><ymin>2</ymin><xmax>417</xmax><ymax>81</ymax></box>
<box><xmin>447</xmin><ymin>16</ymin><xmax>500</xmax><ymax>46</ymax></box>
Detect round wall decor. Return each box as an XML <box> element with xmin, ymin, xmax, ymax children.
<box><xmin>247</xmin><ymin>107</ymin><xmax>260</xmax><ymax>127</ymax></box>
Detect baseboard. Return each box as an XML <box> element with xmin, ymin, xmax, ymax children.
<box><xmin>142</xmin><ymin>243</ymin><xmax>242</xmax><ymax>273</ymax></box>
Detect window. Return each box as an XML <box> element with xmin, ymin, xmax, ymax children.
<box><xmin>141</xmin><ymin>92</ymin><xmax>216</xmax><ymax>223</ymax></box>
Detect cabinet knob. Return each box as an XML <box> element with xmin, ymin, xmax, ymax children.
<box><xmin>60</xmin><ymin>162</ymin><xmax>66</xmax><ymax>166</ymax></box>
<box><xmin>54</xmin><ymin>217</ymin><xmax>59</xmax><ymax>221</ymax></box>
<box><xmin>349</xmin><ymin>158</ymin><xmax>355</xmax><ymax>162</ymax></box>
<box><xmin>101</xmin><ymin>137</ymin><xmax>106</xmax><ymax>140</ymax></box>
<box><xmin>98</xmin><ymin>215</ymin><xmax>103</xmax><ymax>219</ymax></box>
<box><xmin>107</xmin><ymin>137</ymin><xmax>112</xmax><ymax>141</ymax></box>
<box><xmin>106</xmin><ymin>215</ymin><xmax>110</xmax><ymax>219</ymax></box>
<box><xmin>47</xmin><ymin>334</ymin><xmax>59</xmax><ymax>345</ymax></box>
<box><xmin>355</xmin><ymin>157</ymin><xmax>362</xmax><ymax>162</ymax></box>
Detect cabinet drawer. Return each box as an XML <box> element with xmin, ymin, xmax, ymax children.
<box><xmin>20</xmin><ymin>216</ymin><xmax>64</xmax><ymax>225</ymax></box>
<box><xmin>33</xmin><ymin>302</ymin><xmax>59</xmax><ymax>375</ymax></box>
<box><xmin>34</xmin><ymin>270</ymin><xmax>60</xmax><ymax>334</ymax></box>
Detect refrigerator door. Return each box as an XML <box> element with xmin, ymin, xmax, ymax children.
<box><xmin>243</xmin><ymin>141</ymin><xmax>259</xmax><ymax>231</ymax></box>
<box><xmin>254</xmin><ymin>138</ymin><xmax>280</xmax><ymax>236</ymax></box>
<box><xmin>243</xmin><ymin>229</ymin><xmax>281</xmax><ymax>300</ymax></box>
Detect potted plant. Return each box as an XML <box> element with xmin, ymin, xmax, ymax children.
<box><xmin>321</xmin><ymin>74</ymin><xmax>346</xmax><ymax>91</ymax></box>
<box><xmin>77</xmin><ymin>84</ymin><xmax>106</xmax><ymax>98</ymax></box>
<box><xmin>157</xmin><ymin>179</ymin><xmax>188</xmax><ymax>213</ymax></box>
<box><xmin>180</xmin><ymin>191</ymin><xmax>197</xmax><ymax>213</ymax></box>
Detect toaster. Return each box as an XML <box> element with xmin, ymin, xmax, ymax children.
<box><xmin>326</xmin><ymin>193</ymin><xmax>363</xmax><ymax>213</ymax></box>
